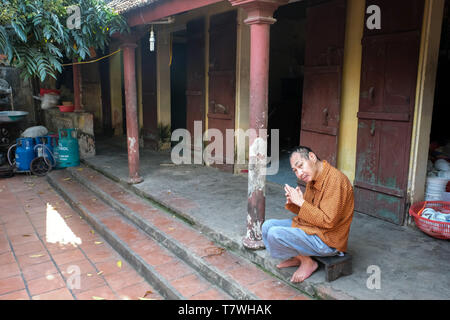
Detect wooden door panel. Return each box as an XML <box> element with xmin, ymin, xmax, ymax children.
<box><xmin>360</xmin><ymin>33</ymin><xmax>420</xmax><ymax>115</ymax></box>
<box><xmin>207</xmin><ymin>10</ymin><xmax>237</xmax><ymax>172</ymax></box>
<box><xmin>383</xmin><ymin>35</ymin><xmax>420</xmax><ymax>114</ymax></box>
<box><xmin>186</xmin><ymin>18</ymin><xmax>206</xmax><ymax>143</ymax></box>
<box><xmin>377</xmin><ymin>121</ymin><xmax>410</xmax><ymax>189</ymax></box>
<box><xmin>208</xmin><ymin>73</ymin><xmax>236</xmax><ymax>117</ymax></box>
<box><xmin>364</xmin><ymin>0</ymin><xmax>424</xmax><ymax>36</ymax></box>
<box><xmin>356</xmin><ymin>120</ymin><xmax>410</xmax><ymax>191</ymax></box>
<box><xmin>354</xmin><ymin>0</ymin><xmax>424</xmax><ymax>225</ymax></box>
<box><xmin>354</xmin><ymin>118</ymin><xmax>408</xmax><ymax>224</ymax></box>
<box><xmin>355</xmin><ymin>119</ymin><xmax>378</xmax><ymax>185</ymax></box>
<box><xmin>299</xmin><ymin>0</ymin><xmax>346</xmax><ymax>168</ymax></box>
<box><xmin>300</xmin><ymin>130</ymin><xmax>338</xmax><ymax>166</ymax></box>
<box><xmin>359</xmin><ymin>39</ymin><xmax>385</xmax><ymax>113</ymax></box>
<box><xmin>354</xmin><ymin>186</ymin><xmax>405</xmax><ymax>224</ymax></box>
<box><xmin>304</xmin><ymin>0</ymin><xmax>346</xmax><ymax>67</ymax></box>
<box><xmin>301</xmin><ymin>67</ymin><xmax>341</xmax><ymax>133</ymax></box>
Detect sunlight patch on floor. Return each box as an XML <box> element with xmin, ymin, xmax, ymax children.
<box><xmin>46</xmin><ymin>203</ymin><xmax>82</xmax><ymax>246</ymax></box>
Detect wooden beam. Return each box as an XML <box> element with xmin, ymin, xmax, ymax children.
<box><xmin>126</xmin><ymin>0</ymin><xmax>223</xmax><ymax>27</ymax></box>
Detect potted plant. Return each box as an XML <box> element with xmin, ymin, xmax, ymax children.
<box><xmin>157</xmin><ymin>123</ymin><xmax>171</xmax><ymax>151</ymax></box>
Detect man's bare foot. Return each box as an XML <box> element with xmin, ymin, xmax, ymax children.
<box><xmin>290</xmin><ymin>256</ymin><xmax>318</xmax><ymax>283</ymax></box>
<box><xmin>276</xmin><ymin>257</ymin><xmax>301</xmax><ymax>269</ymax></box>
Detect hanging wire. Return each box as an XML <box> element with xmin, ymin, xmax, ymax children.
<box><xmin>61</xmin><ymin>49</ymin><xmax>122</xmax><ymax>67</ymax></box>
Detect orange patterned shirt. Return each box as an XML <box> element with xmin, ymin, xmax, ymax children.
<box><xmin>285</xmin><ymin>160</ymin><xmax>354</xmax><ymax>252</ymax></box>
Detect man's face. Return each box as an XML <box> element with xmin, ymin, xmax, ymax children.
<box><xmin>290</xmin><ymin>152</ymin><xmax>318</xmax><ymax>183</ymax></box>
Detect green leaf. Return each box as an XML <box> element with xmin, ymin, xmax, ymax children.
<box><xmin>1</xmin><ymin>0</ymin><xmax>129</xmax><ymax>80</ymax></box>
<box><xmin>11</xmin><ymin>20</ymin><xmax>27</xmax><ymax>42</ymax></box>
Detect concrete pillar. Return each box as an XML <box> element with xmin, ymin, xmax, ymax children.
<box><xmin>230</xmin><ymin>0</ymin><xmax>288</xmax><ymax>250</ymax></box>
<box><xmin>121</xmin><ymin>42</ymin><xmax>144</xmax><ymax>184</ymax></box>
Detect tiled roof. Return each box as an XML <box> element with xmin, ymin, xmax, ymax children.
<box><xmin>106</xmin><ymin>0</ymin><xmax>163</xmax><ymax>14</ymax></box>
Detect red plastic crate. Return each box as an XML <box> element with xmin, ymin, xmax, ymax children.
<box><xmin>409</xmin><ymin>201</ymin><xmax>450</xmax><ymax>240</ymax></box>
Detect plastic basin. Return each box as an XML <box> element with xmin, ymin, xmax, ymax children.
<box><xmin>0</xmin><ymin>111</ymin><xmax>29</xmax><ymax>123</ymax></box>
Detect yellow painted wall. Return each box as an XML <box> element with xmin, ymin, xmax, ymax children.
<box><xmin>156</xmin><ymin>30</ymin><xmax>171</xmax><ymax>127</ymax></box>
<box><xmin>408</xmin><ymin>0</ymin><xmax>445</xmax><ymax>207</ymax></box>
<box><xmin>337</xmin><ymin>0</ymin><xmax>365</xmax><ymax>183</ymax></box>
<box><xmin>109</xmin><ymin>45</ymin><xmax>123</xmax><ymax>136</ymax></box>
<box><xmin>234</xmin><ymin>8</ymin><xmax>251</xmax><ymax>174</ymax></box>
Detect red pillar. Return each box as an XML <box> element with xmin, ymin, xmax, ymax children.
<box><xmin>121</xmin><ymin>42</ymin><xmax>143</xmax><ymax>184</ymax></box>
<box><xmin>73</xmin><ymin>62</ymin><xmax>82</xmax><ymax>111</ymax></box>
<box><xmin>230</xmin><ymin>0</ymin><xmax>288</xmax><ymax>249</ymax></box>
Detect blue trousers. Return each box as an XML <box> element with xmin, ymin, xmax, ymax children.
<box><xmin>262</xmin><ymin>219</ymin><xmax>339</xmax><ymax>259</ymax></box>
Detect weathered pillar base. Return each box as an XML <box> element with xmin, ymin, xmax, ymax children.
<box><xmin>242</xmin><ymin>238</ymin><xmax>265</xmax><ymax>250</ymax></box>
<box><xmin>243</xmin><ymin>188</ymin><xmax>266</xmax><ymax>249</ymax></box>
<box><xmin>128</xmin><ymin>176</ymin><xmax>144</xmax><ymax>185</ymax></box>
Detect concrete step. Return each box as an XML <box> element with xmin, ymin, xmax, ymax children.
<box><xmin>79</xmin><ymin>158</ymin><xmax>352</xmax><ymax>300</ymax></box>
<box><xmin>61</xmin><ymin>164</ymin><xmax>312</xmax><ymax>300</ymax></box>
<box><xmin>47</xmin><ymin>169</ymin><xmax>233</xmax><ymax>300</ymax></box>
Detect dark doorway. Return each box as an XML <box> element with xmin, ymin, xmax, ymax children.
<box><xmin>170</xmin><ymin>30</ymin><xmax>187</xmax><ymax>134</ymax></box>
<box><xmin>207</xmin><ymin>10</ymin><xmax>237</xmax><ymax>173</ymax></box>
<box><xmin>428</xmin><ymin>0</ymin><xmax>450</xmax><ymax>176</ymax></box>
<box><xmin>140</xmin><ymin>34</ymin><xmax>158</xmax><ymax>148</ymax></box>
<box><xmin>266</xmin><ymin>1</ymin><xmax>306</xmax><ymax>187</ymax></box>
<box><xmin>268</xmin><ymin>2</ymin><xmax>306</xmax><ymax>153</ymax></box>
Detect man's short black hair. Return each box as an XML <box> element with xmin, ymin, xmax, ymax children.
<box><xmin>290</xmin><ymin>146</ymin><xmax>320</xmax><ymax>161</ymax></box>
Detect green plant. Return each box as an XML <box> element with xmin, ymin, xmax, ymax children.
<box><xmin>157</xmin><ymin>123</ymin><xmax>171</xmax><ymax>143</ymax></box>
<box><xmin>0</xmin><ymin>0</ymin><xmax>129</xmax><ymax>81</ymax></box>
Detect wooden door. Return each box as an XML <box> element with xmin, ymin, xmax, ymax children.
<box><xmin>299</xmin><ymin>0</ymin><xmax>347</xmax><ymax>166</ymax></box>
<box><xmin>140</xmin><ymin>36</ymin><xmax>158</xmax><ymax>148</ymax></box>
<box><xmin>354</xmin><ymin>0</ymin><xmax>424</xmax><ymax>225</ymax></box>
<box><xmin>207</xmin><ymin>10</ymin><xmax>237</xmax><ymax>173</ymax></box>
<box><xmin>186</xmin><ymin>18</ymin><xmax>205</xmax><ymax>154</ymax></box>
<box><xmin>99</xmin><ymin>48</ymin><xmax>113</xmax><ymax>136</ymax></box>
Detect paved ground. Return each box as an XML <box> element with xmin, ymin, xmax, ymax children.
<box><xmin>2</xmin><ymin>136</ymin><xmax>449</xmax><ymax>300</ymax></box>
<box><xmin>0</xmin><ymin>175</ymin><xmax>162</xmax><ymax>300</ymax></box>
<box><xmin>1</xmin><ymin>172</ymin><xmax>311</xmax><ymax>300</ymax></box>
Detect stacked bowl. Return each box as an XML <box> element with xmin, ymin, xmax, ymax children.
<box><xmin>425</xmin><ymin>177</ymin><xmax>449</xmax><ymax>201</ymax></box>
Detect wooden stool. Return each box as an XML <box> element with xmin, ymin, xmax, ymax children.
<box><xmin>314</xmin><ymin>253</ymin><xmax>352</xmax><ymax>282</ymax></box>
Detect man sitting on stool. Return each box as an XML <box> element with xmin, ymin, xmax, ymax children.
<box><xmin>262</xmin><ymin>146</ymin><xmax>354</xmax><ymax>283</ymax></box>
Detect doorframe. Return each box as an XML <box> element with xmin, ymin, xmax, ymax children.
<box><xmin>407</xmin><ymin>0</ymin><xmax>445</xmax><ymax>224</ymax></box>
